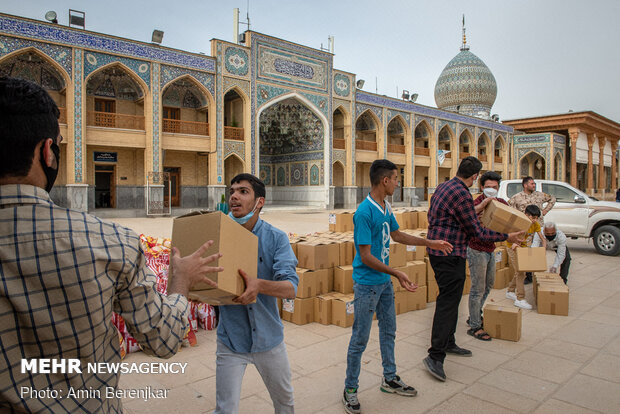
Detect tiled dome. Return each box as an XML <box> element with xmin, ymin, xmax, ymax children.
<box><xmin>434</xmin><ymin>49</ymin><xmax>497</xmax><ymax>118</ymax></box>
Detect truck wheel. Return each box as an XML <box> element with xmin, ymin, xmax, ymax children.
<box><xmin>593</xmin><ymin>225</ymin><xmax>620</xmax><ymax>256</ymax></box>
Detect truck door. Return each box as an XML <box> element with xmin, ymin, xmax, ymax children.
<box><xmin>542</xmin><ymin>183</ymin><xmax>589</xmax><ymax>236</ymax></box>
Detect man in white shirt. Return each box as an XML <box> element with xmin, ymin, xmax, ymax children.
<box><xmin>532</xmin><ymin>222</ymin><xmax>570</xmax><ymax>284</ymax></box>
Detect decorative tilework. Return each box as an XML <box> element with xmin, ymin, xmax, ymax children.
<box><xmin>84</xmin><ymin>51</ymin><xmax>150</xmax><ymax>88</ymax></box>
<box><xmin>224</xmin><ymin>140</ymin><xmax>245</xmax><ymax>160</ymax></box>
<box><xmin>355</xmin><ymin>103</ymin><xmax>382</xmax><ymax>121</ymax></box>
<box><xmin>224</xmin><ymin>46</ymin><xmax>249</xmax><ymax>76</ymax></box>
<box><xmin>223</xmin><ymin>76</ymin><xmax>250</xmax><ymax>97</ymax></box>
<box><xmin>256</xmin><ymin>83</ymin><xmax>289</xmax><ymax>108</ymax></box>
<box><xmin>333</xmin><ymin>98</ymin><xmax>350</xmax><ymax>113</ymax></box>
<box><xmin>259</xmin><ymin>165</ymin><xmax>271</xmax><ymax>185</ymax></box>
<box><xmin>553</xmin><ymin>134</ymin><xmax>566</xmax><ymax>145</ymax></box>
<box><xmin>356</xmin><ymin>91</ymin><xmax>512</xmax><ymax>133</ymax></box>
<box><xmin>291</xmin><ymin>163</ymin><xmax>308</xmax><ymax>186</ymax></box>
<box><xmin>458</xmin><ymin>124</ymin><xmax>474</xmax><ymax>138</ymax></box>
<box><xmin>73</xmin><ymin>49</ymin><xmax>83</xmax><ymax>183</ymax></box>
<box><xmin>0</xmin><ymin>15</ymin><xmax>215</xmax><ymax>72</ymax></box>
<box><xmin>152</xmin><ymin>63</ymin><xmax>161</xmax><ymax>174</ymax></box>
<box><xmin>310</xmin><ymin>164</ymin><xmax>320</xmax><ymax>185</ymax></box>
<box><xmin>300</xmin><ymin>91</ymin><xmax>329</xmax><ymax>118</ymax></box>
<box><xmin>415</xmin><ymin>115</ymin><xmax>435</xmax><ymax>129</ymax></box>
<box><xmin>438</xmin><ymin>119</ymin><xmax>456</xmax><ymax>134</ymax></box>
<box><xmin>387</xmin><ymin>109</ymin><xmax>410</xmax><ymax>125</ymax></box>
<box><xmin>0</xmin><ymin>35</ymin><xmax>72</xmax><ymax>77</ymax></box>
<box><xmin>334</xmin><ymin>73</ymin><xmax>351</xmax><ymax>97</ymax></box>
<box><xmin>277</xmin><ymin>167</ymin><xmax>286</xmax><ymax>186</ymax></box>
<box><xmin>216</xmin><ymin>43</ymin><xmax>223</xmax><ymax>183</ymax></box>
<box><xmin>515</xmin><ymin>134</ymin><xmax>550</xmax><ymax>144</ymax></box>
<box><xmin>161</xmin><ymin>65</ymin><xmax>215</xmax><ymax>98</ymax></box>
<box><xmin>478</xmin><ymin>128</ymin><xmax>491</xmax><ymax>139</ymax></box>
<box><xmin>333</xmin><ymin>149</ymin><xmax>346</xmax><ymax>166</ymax></box>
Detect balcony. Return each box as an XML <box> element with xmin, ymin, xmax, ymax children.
<box><xmin>479</xmin><ymin>154</ymin><xmax>487</xmax><ymax>162</ymax></box>
<box><xmin>87</xmin><ymin>111</ymin><xmax>145</xmax><ymax>130</ymax></box>
<box><xmin>459</xmin><ymin>151</ymin><xmax>470</xmax><ymax>159</ymax></box>
<box><xmin>163</xmin><ymin>119</ymin><xmax>209</xmax><ymax>136</ymax></box>
<box><xmin>58</xmin><ymin>107</ymin><xmax>67</xmax><ymax>124</ymax></box>
<box><xmin>224</xmin><ymin>126</ymin><xmax>244</xmax><ymax>140</ymax></box>
<box><xmin>495</xmin><ymin>156</ymin><xmax>503</xmax><ymax>163</ymax></box>
<box><xmin>355</xmin><ymin>140</ymin><xmax>377</xmax><ymax>151</ymax></box>
<box><xmin>387</xmin><ymin>144</ymin><xmax>406</xmax><ymax>154</ymax></box>
<box><xmin>415</xmin><ymin>147</ymin><xmax>429</xmax><ymax>156</ymax></box>
<box><xmin>333</xmin><ymin>138</ymin><xmax>346</xmax><ymax>149</ymax></box>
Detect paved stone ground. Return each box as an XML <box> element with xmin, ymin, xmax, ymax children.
<box><xmin>108</xmin><ymin>210</ymin><xmax>620</xmax><ymax>414</ymax></box>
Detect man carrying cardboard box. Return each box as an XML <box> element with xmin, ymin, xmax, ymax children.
<box><xmin>424</xmin><ymin>157</ymin><xmax>524</xmax><ymax>383</ymax></box>
<box><xmin>343</xmin><ymin>160</ymin><xmax>453</xmax><ymax>414</ymax></box>
<box><xmin>532</xmin><ymin>222</ymin><xmax>571</xmax><ymax>284</ymax></box>
<box><xmin>467</xmin><ymin>171</ymin><xmax>509</xmax><ymax>341</ymax></box>
<box><xmin>0</xmin><ymin>78</ymin><xmax>224</xmax><ymax>413</ymax></box>
<box><xmin>215</xmin><ymin>173</ymin><xmax>299</xmax><ymax>414</ymax></box>
<box><xmin>506</xmin><ymin>205</ymin><xmax>547</xmax><ymax>310</ymax></box>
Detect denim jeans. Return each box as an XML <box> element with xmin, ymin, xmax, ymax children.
<box><xmin>345</xmin><ymin>280</ymin><xmax>397</xmax><ymax>389</ymax></box>
<box><xmin>215</xmin><ymin>340</ymin><xmax>294</xmax><ymax>414</ymax></box>
<box><xmin>467</xmin><ymin>247</ymin><xmax>496</xmax><ymax>330</ymax></box>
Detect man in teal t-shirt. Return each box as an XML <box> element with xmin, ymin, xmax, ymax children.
<box><xmin>342</xmin><ymin>160</ymin><xmax>453</xmax><ymax>414</ymax></box>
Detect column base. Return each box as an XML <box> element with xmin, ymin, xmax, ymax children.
<box><xmin>207</xmin><ymin>185</ymin><xmax>227</xmax><ymax>211</ymax></box>
<box><xmin>343</xmin><ymin>186</ymin><xmax>357</xmax><ymax>209</ymax></box>
<box><xmin>403</xmin><ymin>187</ymin><xmax>420</xmax><ymax>207</ymax></box>
<box><xmin>327</xmin><ymin>186</ymin><xmax>335</xmax><ymax>210</ymax></box>
<box><xmin>67</xmin><ymin>184</ymin><xmax>89</xmax><ymax>213</ymax></box>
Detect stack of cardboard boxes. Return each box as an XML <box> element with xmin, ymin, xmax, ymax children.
<box><xmin>534</xmin><ymin>272</ymin><xmax>569</xmax><ymax>316</ymax></box>
<box><xmin>493</xmin><ymin>244</ymin><xmax>511</xmax><ymax>289</ymax></box>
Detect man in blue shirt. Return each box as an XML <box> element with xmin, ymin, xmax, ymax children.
<box><xmin>343</xmin><ymin>160</ymin><xmax>453</xmax><ymax>414</ymax></box>
<box><xmin>215</xmin><ymin>173</ymin><xmax>299</xmax><ymax>414</ymax></box>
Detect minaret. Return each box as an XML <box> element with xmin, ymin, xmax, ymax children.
<box><xmin>461</xmin><ymin>14</ymin><xmax>470</xmax><ymax>51</ymax></box>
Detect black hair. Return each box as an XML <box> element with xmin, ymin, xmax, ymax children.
<box><xmin>0</xmin><ymin>77</ymin><xmax>60</xmax><ymax>178</ymax></box>
<box><xmin>231</xmin><ymin>173</ymin><xmax>266</xmax><ymax>199</ymax></box>
<box><xmin>369</xmin><ymin>159</ymin><xmax>398</xmax><ymax>186</ymax></box>
<box><xmin>524</xmin><ymin>204</ymin><xmax>541</xmax><ymax>217</ymax></box>
<box><xmin>522</xmin><ymin>176</ymin><xmax>534</xmax><ymax>186</ymax></box>
<box><xmin>456</xmin><ymin>156</ymin><xmax>483</xmax><ymax>179</ymax></box>
<box><xmin>480</xmin><ymin>171</ymin><xmax>502</xmax><ymax>187</ymax></box>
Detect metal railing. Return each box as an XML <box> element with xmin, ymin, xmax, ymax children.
<box><xmin>87</xmin><ymin>111</ymin><xmax>145</xmax><ymax>130</ymax></box>
<box><xmin>224</xmin><ymin>126</ymin><xmax>244</xmax><ymax>140</ymax></box>
<box><xmin>387</xmin><ymin>144</ymin><xmax>406</xmax><ymax>154</ymax></box>
<box><xmin>355</xmin><ymin>140</ymin><xmax>377</xmax><ymax>151</ymax></box>
<box><xmin>162</xmin><ymin>119</ymin><xmax>209</xmax><ymax>136</ymax></box>
<box><xmin>333</xmin><ymin>138</ymin><xmax>346</xmax><ymax>149</ymax></box>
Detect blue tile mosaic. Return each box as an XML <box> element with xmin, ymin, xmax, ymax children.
<box><xmin>161</xmin><ymin>65</ymin><xmax>215</xmax><ymax>98</ymax></box>
<box><xmin>277</xmin><ymin>166</ymin><xmax>286</xmax><ymax>186</ymax></box>
<box><xmin>310</xmin><ymin>164</ymin><xmax>320</xmax><ymax>185</ymax></box>
<box><xmin>334</xmin><ymin>73</ymin><xmax>350</xmax><ymax>97</ymax></box>
<box><xmin>84</xmin><ymin>51</ymin><xmax>150</xmax><ymax>88</ymax></box>
<box><xmin>73</xmin><ymin>49</ymin><xmax>83</xmax><ymax>182</ymax></box>
<box><xmin>224</xmin><ymin>140</ymin><xmax>245</xmax><ymax>161</ymax></box>
<box><xmin>0</xmin><ymin>34</ymin><xmax>72</xmax><ymax>77</ymax></box>
<box><xmin>259</xmin><ymin>165</ymin><xmax>271</xmax><ymax>185</ymax></box>
<box><xmin>355</xmin><ymin>103</ymin><xmax>383</xmax><ymax>122</ymax></box>
<box><xmin>290</xmin><ymin>162</ymin><xmax>308</xmax><ymax>186</ymax></box>
<box><xmin>152</xmin><ymin>63</ymin><xmax>161</xmax><ymax>173</ymax></box>
<box><xmin>224</xmin><ymin>46</ymin><xmax>249</xmax><ymax>76</ymax></box>
<box><xmin>0</xmin><ymin>16</ymin><xmax>215</xmax><ymax>72</ymax></box>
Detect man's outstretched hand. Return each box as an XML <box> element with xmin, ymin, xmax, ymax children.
<box><xmin>168</xmin><ymin>240</ymin><xmax>224</xmax><ymax>296</ymax></box>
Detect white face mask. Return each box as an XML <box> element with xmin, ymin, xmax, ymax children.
<box><xmin>483</xmin><ymin>188</ymin><xmax>498</xmax><ymax>198</ymax></box>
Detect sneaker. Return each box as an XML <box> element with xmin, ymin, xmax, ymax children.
<box><xmin>380</xmin><ymin>375</ymin><xmax>418</xmax><ymax>397</ymax></box>
<box><xmin>423</xmin><ymin>356</ymin><xmax>446</xmax><ymax>382</ymax></box>
<box><xmin>342</xmin><ymin>388</ymin><xmax>361</xmax><ymax>414</ymax></box>
<box><xmin>506</xmin><ymin>291</ymin><xmax>517</xmax><ymax>301</ymax></box>
<box><xmin>445</xmin><ymin>345</ymin><xmax>472</xmax><ymax>357</ymax></box>
<box><xmin>514</xmin><ymin>299</ymin><xmax>532</xmax><ymax>310</ymax></box>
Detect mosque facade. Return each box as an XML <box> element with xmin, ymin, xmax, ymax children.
<box><xmin>0</xmin><ymin>12</ymin><xmax>516</xmax><ymax>213</ymax></box>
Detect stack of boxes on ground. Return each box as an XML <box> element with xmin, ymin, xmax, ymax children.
<box><xmin>534</xmin><ymin>272</ymin><xmax>569</xmax><ymax>316</ymax></box>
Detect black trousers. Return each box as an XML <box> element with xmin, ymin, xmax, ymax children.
<box><xmin>428</xmin><ymin>255</ymin><xmax>467</xmax><ymax>363</ymax></box>
<box><xmin>558</xmin><ymin>247</ymin><xmax>571</xmax><ymax>283</ymax></box>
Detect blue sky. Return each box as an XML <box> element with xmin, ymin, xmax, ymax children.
<box><xmin>4</xmin><ymin>0</ymin><xmax>620</xmax><ymax>122</ymax></box>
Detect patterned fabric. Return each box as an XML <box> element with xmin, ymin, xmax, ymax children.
<box><xmin>427</xmin><ymin>177</ymin><xmax>507</xmax><ymax>258</ymax></box>
<box><xmin>469</xmin><ymin>195</ymin><xmax>509</xmax><ymax>253</ymax></box>
<box><xmin>508</xmin><ymin>190</ymin><xmax>556</xmax><ymax>224</ymax></box>
<box><xmin>0</xmin><ymin>184</ymin><xmax>189</xmax><ymax>413</ymax></box>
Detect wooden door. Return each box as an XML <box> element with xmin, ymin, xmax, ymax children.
<box><xmin>94</xmin><ymin>99</ymin><xmax>116</xmax><ymax>127</ymax></box>
<box><xmin>164</xmin><ymin>167</ymin><xmax>180</xmax><ymax>207</ymax></box>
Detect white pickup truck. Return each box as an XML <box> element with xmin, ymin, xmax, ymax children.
<box><xmin>497</xmin><ymin>180</ymin><xmax>620</xmax><ymax>256</ymax></box>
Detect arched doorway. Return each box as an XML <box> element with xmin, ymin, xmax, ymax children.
<box><xmin>333</xmin><ymin>161</ymin><xmax>345</xmax><ymax>208</ymax></box>
<box><xmin>162</xmin><ymin>76</ymin><xmax>210</xmax><ymax>135</ymax></box>
<box><xmin>224</xmin><ymin>154</ymin><xmax>244</xmax><ymax>194</ymax></box>
<box><xmin>459</xmin><ymin>130</ymin><xmax>473</xmax><ymax>158</ymax></box>
<box><xmin>355</xmin><ymin>110</ymin><xmax>381</xmax><ymax>202</ymax></box>
<box><xmin>414</xmin><ymin>121</ymin><xmax>432</xmax><ymax>201</ymax></box>
<box><xmin>438</xmin><ymin>125</ymin><xmax>453</xmax><ymax>181</ymax></box>
<box><xmin>494</xmin><ymin>136</ymin><xmax>505</xmax><ymax>170</ymax></box>
<box><xmin>333</xmin><ymin>107</ymin><xmax>346</xmax><ymax>150</ymax></box>
<box><xmin>355</xmin><ymin>110</ymin><xmax>379</xmax><ymax>151</ymax></box>
<box><xmin>478</xmin><ymin>133</ymin><xmax>490</xmax><ymax>162</ymax></box>
<box><xmin>387</xmin><ymin>117</ymin><xmax>407</xmax><ymax>202</ymax></box>
<box><xmin>258</xmin><ymin>95</ymin><xmax>327</xmax><ymax>206</ymax></box>
<box><xmin>224</xmin><ymin>88</ymin><xmax>245</xmax><ymax>140</ymax></box>
<box><xmin>520</xmin><ymin>152</ymin><xmax>546</xmax><ymax>179</ymax></box>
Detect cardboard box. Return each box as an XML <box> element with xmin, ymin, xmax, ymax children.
<box><xmin>394</xmin><ymin>211</ymin><xmax>408</xmax><ymax>230</ymax></box>
<box><xmin>494</xmin><ymin>247</ymin><xmax>508</xmax><ymax>269</ymax></box>
<box><xmin>494</xmin><ymin>267</ymin><xmax>511</xmax><ymax>289</ymax></box>
<box><xmin>537</xmin><ymin>284</ymin><xmax>569</xmax><ymax>316</ymax></box>
<box><xmin>332</xmin><ymin>294</ymin><xmax>355</xmax><ymax>327</ymax></box>
<box><xmin>416</xmin><ymin>211</ymin><xmax>428</xmax><ymax>229</ymax></box>
<box><xmin>389</xmin><ymin>243</ymin><xmax>407</xmax><ymax>268</ymax></box>
<box><xmin>407</xmin><ymin>286</ymin><xmax>427</xmax><ymax>311</ymax></box>
<box><xmin>483</xmin><ymin>304</ymin><xmax>522</xmax><ymax>341</ymax></box>
<box><xmin>391</xmin><ymin>275</ymin><xmax>404</xmax><ymax>292</ymax></box>
<box><xmin>334</xmin><ymin>265</ymin><xmax>354</xmax><ymax>294</ymax></box>
<box><xmin>290</xmin><ymin>242</ymin><xmax>298</xmax><ymax>259</ymax></box>
<box><xmin>297</xmin><ymin>240</ymin><xmax>339</xmax><ymax>270</ymax></box>
<box><xmin>314</xmin><ymin>268</ymin><xmax>332</xmax><ymax>295</ymax></box>
<box><xmin>406</xmin><ymin>244</ymin><xmax>426</xmax><ymax>261</ymax></box>
<box><xmin>394</xmin><ymin>291</ymin><xmax>408</xmax><ymax>315</ymax></box>
<box><xmin>463</xmin><ymin>275</ymin><xmax>472</xmax><ymax>295</ymax></box>
<box><xmin>515</xmin><ymin>247</ymin><xmax>547</xmax><ymax>272</ymax></box>
<box><xmin>313</xmin><ymin>295</ymin><xmax>333</xmax><ymax>325</ymax></box>
<box><xmin>425</xmin><ymin>257</ymin><xmax>434</xmax><ymax>279</ymax></box>
<box><xmin>405</xmin><ymin>260</ymin><xmax>427</xmax><ymax>286</ymax></box>
<box><xmin>480</xmin><ymin>200</ymin><xmax>532</xmax><ymax>234</ymax></box>
<box><xmin>326</xmin><ymin>268</ymin><xmax>334</xmax><ymax>292</ymax></box>
<box><xmin>296</xmin><ymin>268</ymin><xmax>317</xmax><ymax>298</ymax></box>
<box><xmin>281</xmin><ymin>298</ymin><xmax>314</xmax><ymax>325</ymax></box>
<box><xmin>172</xmin><ymin>211</ymin><xmax>258</xmax><ymax>305</ymax></box>
<box><xmin>339</xmin><ymin>240</ymin><xmax>355</xmax><ymax>266</ymax></box>
<box><xmin>328</xmin><ymin>211</ymin><xmax>355</xmax><ymax>233</ymax></box>
<box><xmin>407</xmin><ymin>210</ymin><xmax>419</xmax><ymax>230</ymax></box>
<box><xmin>533</xmin><ymin>272</ymin><xmax>562</xmax><ymax>300</ymax></box>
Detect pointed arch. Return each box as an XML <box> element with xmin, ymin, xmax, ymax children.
<box><xmin>333</xmin><ymin>103</ymin><xmax>350</xmax><ymax>119</ymax></box>
<box><xmin>388</xmin><ymin>114</ymin><xmax>410</xmax><ymax>136</ymax></box>
<box><xmin>438</xmin><ymin>124</ymin><xmax>454</xmax><ymax>152</ymax></box>
<box><xmin>333</xmin><ymin>160</ymin><xmax>345</xmax><ymax>187</ymax></box>
<box><xmin>85</xmin><ymin>61</ymin><xmax>148</xmax><ymax>96</ymax></box>
<box><xmin>162</xmin><ymin>74</ymin><xmax>214</xmax><ymax>108</ymax></box>
<box><xmin>356</xmin><ymin>108</ymin><xmax>382</xmax><ymax>134</ymax></box>
<box><xmin>477</xmin><ymin>132</ymin><xmax>491</xmax><ymax>158</ymax></box>
<box><xmin>0</xmin><ymin>46</ymin><xmax>71</xmax><ymax>86</ymax></box>
<box><xmin>223</xmin><ymin>85</ymin><xmax>249</xmax><ymax>104</ymax></box>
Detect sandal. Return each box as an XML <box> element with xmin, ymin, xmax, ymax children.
<box><xmin>467</xmin><ymin>328</ymin><xmax>492</xmax><ymax>341</ymax></box>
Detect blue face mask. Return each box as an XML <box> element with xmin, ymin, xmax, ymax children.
<box><xmin>228</xmin><ymin>199</ymin><xmax>260</xmax><ymax>225</ymax></box>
